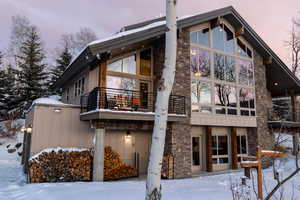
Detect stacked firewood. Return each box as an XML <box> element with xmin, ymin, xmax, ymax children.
<box><xmin>29</xmin><ymin>149</ymin><xmax>93</xmax><ymax>183</ymax></box>
<box><xmin>104</xmin><ymin>146</ymin><xmax>138</xmax><ymax>181</ymax></box>
<box><xmin>161</xmin><ymin>155</ymin><xmax>174</xmax><ymax>179</ymax></box>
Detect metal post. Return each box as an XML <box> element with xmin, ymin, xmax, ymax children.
<box><xmin>256</xmin><ymin>146</ymin><xmax>263</xmax><ymax>200</ymax></box>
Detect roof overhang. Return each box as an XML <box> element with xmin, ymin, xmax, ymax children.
<box><xmin>54</xmin><ymin>6</ymin><xmax>300</xmax><ymax>97</ymax></box>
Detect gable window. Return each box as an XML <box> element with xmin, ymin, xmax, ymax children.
<box><xmin>190</xmin><ymin>28</ymin><xmax>210</xmax><ymax>46</ymax></box>
<box><xmin>237</xmin><ymin>38</ymin><xmax>252</xmax><ymax>58</ymax></box>
<box><xmin>74</xmin><ymin>77</ymin><xmax>85</xmax><ymax>97</ymax></box>
<box><xmin>190</xmin><ymin>19</ymin><xmax>255</xmax><ymax>117</ymax></box>
<box><xmin>212</xmin><ymin>24</ymin><xmax>235</xmax><ymax>53</ymax></box>
<box><xmin>108</xmin><ymin>55</ymin><xmax>136</xmax><ymax>74</ymax></box>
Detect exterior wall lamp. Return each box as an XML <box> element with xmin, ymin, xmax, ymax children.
<box><xmin>21</xmin><ymin>126</ymin><xmax>32</xmax><ymax>134</ymax></box>
<box><xmin>125</xmin><ymin>130</ymin><xmax>132</xmax><ymax>142</ymax></box>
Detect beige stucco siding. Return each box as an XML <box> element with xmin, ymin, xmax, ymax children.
<box><xmin>88</xmin><ymin>67</ymin><xmax>99</xmax><ymax>91</ymax></box>
<box><xmin>105</xmin><ymin>130</ymin><xmax>152</xmax><ymax>174</ymax></box>
<box><xmin>30</xmin><ymin>104</ymin><xmax>94</xmax><ymax>154</ymax></box>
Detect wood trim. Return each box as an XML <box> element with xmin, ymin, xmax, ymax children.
<box><xmin>99</xmin><ymin>60</ymin><xmax>107</xmax><ymax>109</ymax></box>
<box><xmin>231</xmin><ymin>127</ymin><xmax>238</xmax><ymax>169</ymax></box>
<box><xmin>206</xmin><ymin>126</ymin><xmax>213</xmax><ymax>172</ymax></box>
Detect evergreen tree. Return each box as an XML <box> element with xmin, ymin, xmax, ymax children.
<box><xmin>0</xmin><ymin>51</ymin><xmax>6</xmax><ymax>116</ymax></box>
<box><xmin>17</xmin><ymin>26</ymin><xmax>48</xmax><ymax>110</ymax></box>
<box><xmin>49</xmin><ymin>45</ymin><xmax>72</xmax><ymax>94</ymax></box>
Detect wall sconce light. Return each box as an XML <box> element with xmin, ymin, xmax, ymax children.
<box><xmin>21</xmin><ymin>127</ymin><xmax>32</xmax><ymax>134</ymax></box>
<box><xmin>53</xmin><ymin>108</ymin><xmax>61</xmax><ymax>113</ymax></box>
<box><xmin>26</xmin><ymin>127</ymin><xmax>32</xmax><ymax>134</ymax></box>
<box><xmin>274</xmin><ymin>82</ymin><xmax>279</xmax><ymax>86</ymax></box>
<box><xmin>125</xmin><ymin>130</ymin><xmax>132</xmax><ymax>142</ymax></box>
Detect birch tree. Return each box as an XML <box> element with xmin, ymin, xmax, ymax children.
<box><xmin>145</xmin><ymin>0</ymin><xmax>177</xmax><ymax>199</ymax></box>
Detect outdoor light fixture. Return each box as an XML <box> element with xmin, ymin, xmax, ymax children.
<box><xmin>125</xmin><ymin>130</ymin><xmax>132</xmax><ymax>142</ymax></box>
<box><xmin>21</xmin><ymin>127</ymin><xmax>32</xmax><ymax>134</ymax></box>
<box><xmin>274</xmin><ymin>82</ymin><xmax>279</xmax><ymax>86</ymax></box>
<box><xmin>194</xmin><ymin>72</ymin><xmax>202</xmax><ymax>77</ymax></box>
<box><xmin>52</xmin><ymin>108</ymin><xmax>61</xmax><ymax>113</ymax></box>
<box><xmin>26</xmin><ymin>127</ymin><xmax>32</xmax><ymax>134</ymax></box>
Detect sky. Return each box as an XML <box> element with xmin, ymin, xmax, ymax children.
<box><xmin>0</xmin><ymin>0</ymin><xmax>299</xmax><ymax>66</ymax></box>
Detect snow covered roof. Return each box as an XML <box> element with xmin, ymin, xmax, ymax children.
<box><xmin>53</xmin><ymin>6</ymin><xmax>300</xmax><ymax>97</ymax></box>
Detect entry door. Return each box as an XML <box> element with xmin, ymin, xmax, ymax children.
<box><xmin>192</xmin><ymin>136</ymin><xmax>202</xmax><ymax>172</ymax></box>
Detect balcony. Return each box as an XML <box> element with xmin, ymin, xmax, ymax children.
<box><xmin>80</xmin><ymin>87</ymin><xmax>186</xmax><ymax>121</ymax></box>
<box><xmin>268</xmin><ymin>107</ymin><xmax>300</xmax><ymax>129</ymax></box>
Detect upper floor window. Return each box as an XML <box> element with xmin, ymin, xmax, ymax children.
<box><xmin>74</xmin><ymin>77</ymin><xmax>85</xmax><ymax>97</ymax></box>
<box><xmin>190</xmin><ymin>20</ymin><xmax>255</xmax><ymax>117</ymax></box>
<box><xmin>191</xmin><ymin>48</ymin><xmax>210</xmax><ymax>78</ymax></box>
<box><xmin>140</xmin><ymin>48</ymin><xmax>152</xmax><ymax>76</ymax></box>
<box><xmin>108</xmin><ymin>55</ymin><xmax>136</xmax><ymax>74</ymax></box>
<box><xmin>212</xmin><ymin>24</ymin><xmax>235</xmax><ymax>53</ymax></box>
<box><xmin>237</xmin><ymin>38</ymin><xmax>252</xmax><ymax>58</ymax></box>
<box><xmin>190</xmin><ymin>28</ymin><xmax>210</xmax><ymax>46</ymax></box>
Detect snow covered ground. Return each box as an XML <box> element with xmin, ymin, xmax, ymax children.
<box><xmin>1</xmin><ymin>122</ymin><xmax>300</xmax><ymax>200</ymax></box>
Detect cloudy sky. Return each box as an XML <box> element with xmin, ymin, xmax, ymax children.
<box><xmin>0</xmin><ymin>0</ymin><xmax>299</xmax><ymax>65</ymax></box>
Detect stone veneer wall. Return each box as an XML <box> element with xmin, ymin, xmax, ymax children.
<box><xmin>248</xmin><ymin>50</ymin><xmax>274</xmax><ymax>158</ymax></box>
<box><xmin>153</xmin><ymin>29</ymin><xmax>192</xmax><ymax>178</ymax></box>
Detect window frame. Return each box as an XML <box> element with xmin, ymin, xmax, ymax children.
<box><xmin>237</xmin><ymin>130</ymin><xmax>248</xmax><ymax>162</ymax></box>
<box><xmin>189</xmin><ymin>19</ymin><xmax>256</xmax><ymax>117</ymax></box>
<box><xmin>107</xmin><ymin>47</ymin><xmax>154</xmax><ymax>92</ymax></box>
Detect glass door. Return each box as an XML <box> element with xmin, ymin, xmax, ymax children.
<box><xmin>139</xmin><ymin>81</ymin><xmax>150</xmax><ymax>109</ymax></box>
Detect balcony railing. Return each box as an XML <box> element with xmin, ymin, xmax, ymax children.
<box><xmin>268</xmin><ymin>107</ymin><xmax>300</xmax><ymax>122</ymax></box>
<box><xmin>80</xmin><ymin>87</ymin><xmax>186</xmax><ymax>115</ymax></box>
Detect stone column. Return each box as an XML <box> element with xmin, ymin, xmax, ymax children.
<box><xmin>93</xmin><ymin>126</ymin><xmax>105</xmax><ymax>181</ymax></box>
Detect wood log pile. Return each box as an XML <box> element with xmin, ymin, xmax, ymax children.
<box><xmin>161</xmin><ymin>155</ymin><xmax>174</xmax><ymax>179</ymax></box>
<box><xmin>29</xmin><ymin>149</ymin><xmax>93</xmax><ymax>183</ymax></box>
<box><xmin>104</xmin><ymin>146</ymin><xmax>138</xmax><ymax>181</ymax></box>
<box><xmin>28</xmin><ymin>147</ymin><xmax>138</xmax><ymax>183</ymax></box>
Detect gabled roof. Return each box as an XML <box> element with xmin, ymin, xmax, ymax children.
<box><xmin>54</xmin><ymin>6</ymin><xmax>300</xmax><ymax>97</ymax></box>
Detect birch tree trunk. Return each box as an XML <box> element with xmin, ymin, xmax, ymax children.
<box><xmin>145</xmin><ymin>0</ymin><xmax>177</xmax><ymax>199</ymax></box>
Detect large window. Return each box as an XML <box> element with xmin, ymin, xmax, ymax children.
<box><xmin>191</xmin><ymin>80</ymin><xmax>212</xmax><ymax>113</ymax></box>
<box><xmin>107</xmin><ymin>76</ymin><xmax>136</xmax><ymax>90</ymax></box>
<box><xmin>214</xmin><ymin>54</ymin><xmax>235</xmax><ymax>82</ymax></box>
<box><xmin>190</xmin><ymin>20</ymin><xmax>255</xmax><ymax>117</ymax></box>
<box><xmin>191</xmin><ymin>28</ymin><xmax>210</xmax><ymax>46</ymax></box>
<box><xmin>212</xmin><ymin>24</ymin><xmax>235</xmax><ymax>53</ymax></box>
<box><xmin>108</xmin><ymin>55</ymin><xmax>136</xmax><ymax>74</ymax></box>
<box><xmin>191</xmin><ymin>48</ymin><xmax>211</xmax><ymax>78</ymax></box>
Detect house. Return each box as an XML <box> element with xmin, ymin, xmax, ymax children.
<box><xmin>23</xmin><ymin>6</ymin><xmax>300</xmax><ymax>181</ymax></box>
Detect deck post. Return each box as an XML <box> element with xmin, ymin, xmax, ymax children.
<box><xmin>231</xmin><ymin>127</ymin><xmax>238</xmax><ymax>170</ymax></box>
<box><xmin>93</xmin><ymin>122</ymin><xmax>105</xmax><ymax>181</ymax></box>
<box><xmin>206</xmin><ymin>126</ymin><xmax>213</xmax><ymax>172</ymax></box>
<box><xmin>291</xmin><ymin>91</ymin><xmax>299</xmax><ymax>155</ymax></box>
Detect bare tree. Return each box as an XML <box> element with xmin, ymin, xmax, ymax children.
<box><xmin>73</xmin><ymin>27</ymin><xmax>97</xmax><ymax>55</ymax></box>
<box><xmin>7</xmin><ymin>15</ymin><xmax>32</xmax><ymax>66</ymax></box>
<box><xmin>145</xmin><ymin>0</ymin><xmax>177</xmax><ymax>199</ymax></box>
<box><xmin>286</xmin><ymin>21</ymin><xmax>300</xmax><ymax>75</ymax></box>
